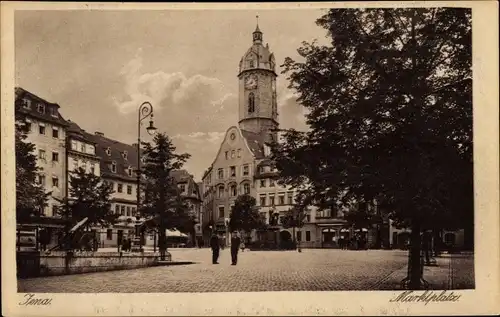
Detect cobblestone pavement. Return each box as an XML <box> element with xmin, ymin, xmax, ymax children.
<box><xmin>18</xmin><ymin>249</ymin><xmax>411</xmax><ymax>293</ymax></box>
<box><xmin>450</xmin><ymin>253</ymin><xmax>475</xmax><ymax>289</ymax></box>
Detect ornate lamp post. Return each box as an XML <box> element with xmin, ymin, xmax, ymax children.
<box><xmin>135</xmin><ymin>102</ymin><xmax>157</xmax><ymax>248</ymax></box>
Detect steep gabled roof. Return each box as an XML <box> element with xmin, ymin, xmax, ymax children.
<box><xmin>240</xmin><ymin>129</ymin><xmax>266</xmax><ymax>159</ymax></box>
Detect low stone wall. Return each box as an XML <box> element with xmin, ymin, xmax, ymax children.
<box><xmin>17</xmin><ymin>250</ymin><xmax>170</xmax><ymax>278</ymax></box>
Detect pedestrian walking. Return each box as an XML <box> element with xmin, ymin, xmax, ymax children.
<box><xmin>210</xmin><ymin>232</ymin><xmax>220</xmax><ymax>264</ymax></box>
<box><xmin>230</xmin><ymin>231</ymin><xmax>241</xmax><ymax>265</ymax></box>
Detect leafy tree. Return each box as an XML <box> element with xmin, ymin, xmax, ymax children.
<box><xmin>15</xmin><ymin>113</ymin><xmax>50</xmax><ymax>222</ymax></box>
<box><xmin>57</xmin><ymin>167</ymin><xmax>117</xmax><ymax>228</ymax></box>
<box><xmin>272</xmin><ymin>8</ymin><xmax>472</xmax><ymax>289</ymax></box>
<box><xmin>140</xmin><ymin>133</ymin><xmax>191</xmax><ymax>260</ymax></box>
<box><xmin>228</xmin><ymin>194</ymin><xmax>262</xmax><ymax>235</ymax></box>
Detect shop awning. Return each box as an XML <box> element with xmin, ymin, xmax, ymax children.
<box><xmin>166</xmin><ymin>229</ymin><xmax>188</xmax><ymax>237</ymax></box>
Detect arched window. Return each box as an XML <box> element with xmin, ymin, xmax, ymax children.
<box><xmin>248</xmin><ymin>93</ymin><xmax>255</xmax><ymax>113</ymax></box>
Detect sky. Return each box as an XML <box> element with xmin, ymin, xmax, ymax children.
<box><xmin>15</xmin><ymin>9</ymin><xmax>330</xmax><ymax>181</ymax></box>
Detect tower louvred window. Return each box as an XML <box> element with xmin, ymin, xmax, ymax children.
<box><xmin>248</xmin><ymin>93</ymin><xmax>255</xmax><ymax>113</ymax></box>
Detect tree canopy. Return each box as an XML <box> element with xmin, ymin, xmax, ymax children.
<box><xmin>272</xmin><ymin>7</ymin><xmax>472</xmax><ymax>231</ymax></box>
<box><xmin>57</xmin><ymin>167</ymin><xmax>117</xmax><ymax>228</ymax></box>
<box><xmin>229</xmin><ymin>194</ymin><xmax>262</xmax><ymax>232</ymax></box>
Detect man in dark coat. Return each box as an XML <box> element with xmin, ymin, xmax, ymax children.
<box><xmin>210</xmin><ymin>233</ymin><xmax>220</xmax><ymax>264</ymax></box>
<box><xmin>230</xmin><ymin>231</ymin><xmax>241</xmax><ymax>265</ymax></box>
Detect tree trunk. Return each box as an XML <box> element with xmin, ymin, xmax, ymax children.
<box><xmin>159</xmin><ymin>223</ymin><xmax>166</xmax><ymax>261</ymax></box>
<box><xmin>408</xmin><ymin>220</ymin><xmax>422</xmax><ymax>289</ymax></box>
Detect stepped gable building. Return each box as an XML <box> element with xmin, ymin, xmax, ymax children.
<box><xmin>15</xmin><ymin>87</ymin><xmax>69</xmax><ymax>219</ymax></box>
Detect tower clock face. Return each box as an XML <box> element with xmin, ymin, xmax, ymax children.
<box><xmin>245</xmin><ymin>75</ymin><xmax>258</xmax><ymax>90</ymax></box>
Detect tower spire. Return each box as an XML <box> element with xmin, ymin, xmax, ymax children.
<box><xmin>253</xmin><ymin>15</ymin><xmax>263</xmax><ymax>44</ymax></box>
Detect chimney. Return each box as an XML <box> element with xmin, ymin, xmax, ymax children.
<box><xmin>95</xmin><ymin>132</ymin><xmax>104</xmax><ymax>136</ymax></box>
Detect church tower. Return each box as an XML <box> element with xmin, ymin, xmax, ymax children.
<box><xmin>237</xmin><ymin>18</ymin><xmax>278</xmax><ymax>143</ymax></box>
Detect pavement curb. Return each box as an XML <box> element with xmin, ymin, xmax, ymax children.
<box><xmin>157</xmin><ymin>261</ymin><xmax>196</xmax><ymax>266</ymax></box>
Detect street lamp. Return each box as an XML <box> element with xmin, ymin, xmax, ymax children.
<box><xmin>136</xmin><ymin>102</ymin><xmax>157</xmax><ymax>247</ymax></box>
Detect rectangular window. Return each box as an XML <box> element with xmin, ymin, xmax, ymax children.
<box><xmin>131</xmin><ymin>207</ymin><xmax>137</xmax><ymax>216</ymax></box>
<box><xmin>259</xmin><ymin>166</ymin><xmax>265</xmax><ymax>173</ymax></box>
<box><xmin>127</xmin><ymin>185</ymin><xmax>132</xmax><ymax>195</ymax></box>
<box><xmin>218</xmin><ymin>206</ymin><xmax>225</xmax><ymax>218</ymax></box>
<box><xmin>52</xmin><ymin>152</ymin><xmax>59</xmax><ymax>162</ymax></box>
<box><xmin>179</xmin><ymin>184</ymin><xmax>186</xmax><ymax>193</ymax></box>
<box><xmin>243</xmin><ymin>164</ymin><xmax>249</xmax><ymax>176</ymax></box>
<box><xmin>230</xmin><ymin>166</ymin><xmax>236</xmax><ymax>177</ymax></box>
<box><xmin>52</xmin><ymin>205</ymin><xmax>58</xmax><ymax>216</ymax></box>
<box><xmin>231</xmin><ymin>150</ymin><xmax>235</xmax><ymax>158</ymax></box>
<box><xmin>279</xmin><ymin>195</ymin><xmax>285</xmax><ymax>205</ymax></box>
<box><xmin>218</xmin><ymin>186</ymin><xmax>224</xmax><ymax>198</ymax></box>
<box><xmin>38</xmin><ymin>174</ymin><xmax>46</xmax><ymax>186</ymax></box>
<box><xmin>37</xmin><ymin>103</ymin><xmax>45</xmax><ymax>114</ymax></box>
<box><xmin>90</xmin><ymin>163</ymin><xmax>95</xmax><ymax>174</ymax></box>
<box><xmin>81</xmin><ymin>143</ymin><xmax>86</xmax><ymax>153</ymax></box>
<box><xmin>52</xmin><ymin>127</ymin><xmax>59</xmax><ymax>138</ymax></box>
<box><xmin>26</xmin><ymin>121</ymin><xmax>32</xmax><ymax>132</ymax></box>
<box><xmin>287</xmin><ymin>192</ymin><xmax>294</xmax><ymax>205</ymax></box>
<box><xmin>39</xmin><ymin>149</ymin><xmax>46</xmax><ymax>161</ymax></box>
<box><xmin>126</xmin><ymin>206</ymin><xmax>131</xmax><ymax>217</ymax></box>
<box><xmin>225</xmin><ymin>151</ymin><xmax>229</xmax><ymax>160</ymax></box>
<box><xmin>115</xmin><ymin>205</ymin><xmax>120</xmax><ymax>214</ymax></box>
<box><xmin>39</xmin><ymin>124</ymin><xmax>46</xmax><ymax>135</ymax></box>
<box><xmin>230</xmin><ymin>185</ymin><xmax>237</xmax><ymax>197</ymax></box>
<box><xmin>243</xmin><ymin>183</ymin><xmax>250</xmax><ymax>194</ymax></box>
<box><xmin>237</xmin><ymin>149</ymin><xmax>241</xmax><ymax>158</ymax></box>
<box><xmin>88</xmin><ymin>145</ymin><xmax>95</xmax><ymax>155</ymax></box>
<box><xmin>71</xmin><ymin>140</ymin><xmax>78</xmax><ymax>150</ymax></box>
<box><xmin>117</xmin><ymin>184</ymin><xmax>123</xmax><ymax>193</ymax></box>
<box><xmin>259</xmin><ymin>195</ymin><xmax>266</xmax><ymax>206</ymax></box>
<box><xmin>218</xmin><ymin>168</ymin><xmax>224</xmax><ymax>179</ymax></box>
<box><xmin>121</xmin><ymin>205</ymin><xmax>126</xmax><ymax>216</ymax></box>
<box><xmin>297</xmin><ymin>231</ymin><xmax>302</xmax><ymax>242</ymax></box>
<box><xmin>269</xmin><ymin>179</ymin><xmax>275</xmax><ymax>187</ymax></box>
<box><xmin>260</xmin><ymin>179</ymin><xmax>266</xmax><ymax>187</ymax></box>
<box><xmin>52</xmin><ymin>176</ymin><xmax>59</xmax><ymax>187</ymax></box>
<box><xmin>50</xmin><ymin>107</ymin><xmax>58</xmax><ymax>117</ymax></box>
<box><xmin>107</xmin><ymin>229</ymin><xmax>113</xmax><ymax>240</ymax></box>
<box><xmin>111</xmin><ymin>162</ymin><xmax>116</xmax><ymax>173</ymax></box>
<box><xmin>269</xmin><ymin>195</ymin><xmax>275</xmax><ymax>206</ymax></box>
<box><xmin>306</xmin><ymin>231</ymin><xmax>311</xmax><ymax>241</ymax></box>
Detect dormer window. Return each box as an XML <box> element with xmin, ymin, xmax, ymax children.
<box><xmin>127</xmin><ymin>166</ymin><xmax>133</xmax><ymax>177</ymax></box>
<box><xmin>111</xmin><ymin>161</ymin><xmax>117</xmax><ymax>173</ymax></box>
<box><xmin>105</xmin><ymin>147</ymin><xmax>111</xmax><ymax>156</ymax></box>
<box><xmin>22</xmin><ymin>98</ymin><xmax>31</xmax><ymax>109</ymax></box>
<box><xmin>249</xmin><ymin>60</ymin><xmax>254</xmax><ymax>68</ymax></box>
<box><xmin>50</xmin><ymin>107</ymin><xmax>58</xmax><ymax>117</ymax></box>
<box><xmin>37</xmin><ymin>103</ymin><xmax>45</xmax><ymax>114</ymax></box>
<box><xmin>122</xmin><ymin>151</ymin><xmax>128</xmax><ymax>160</ymax></box>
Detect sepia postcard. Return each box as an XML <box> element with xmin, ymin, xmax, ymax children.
<box><xmin>1</xmin><ymin>1</ymin><xmax>499</xmax><ymax>316</ymax></box>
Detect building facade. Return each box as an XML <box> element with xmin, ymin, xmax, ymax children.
<box><xmin>15</xmin><ymin>87</ymin><xmax>69</xmax><ymax>218</ymax></box>
<box><xmin>88</xmin><ymin>132</ymin><xmax>140</xmax><ymax>247</ymax></box>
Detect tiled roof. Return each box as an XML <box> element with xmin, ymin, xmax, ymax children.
<box><xmin>171</xmin><ymin>170</ymin><xmax>202</xmax><ymax>201</ymax></box>
<box><xmin>240</xmin><ymin>129</ymin><xmax>265</xmax><ymax>159</ymax></box>
<box><xmin>15</xmin><ymin>87</ymin><xmax>69</xmax><ymax>127</ymax></box>
<box><xmin>86</xmin><ymin>133</ymin><xmax>139</xmax><ymax>182</ymax></box>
